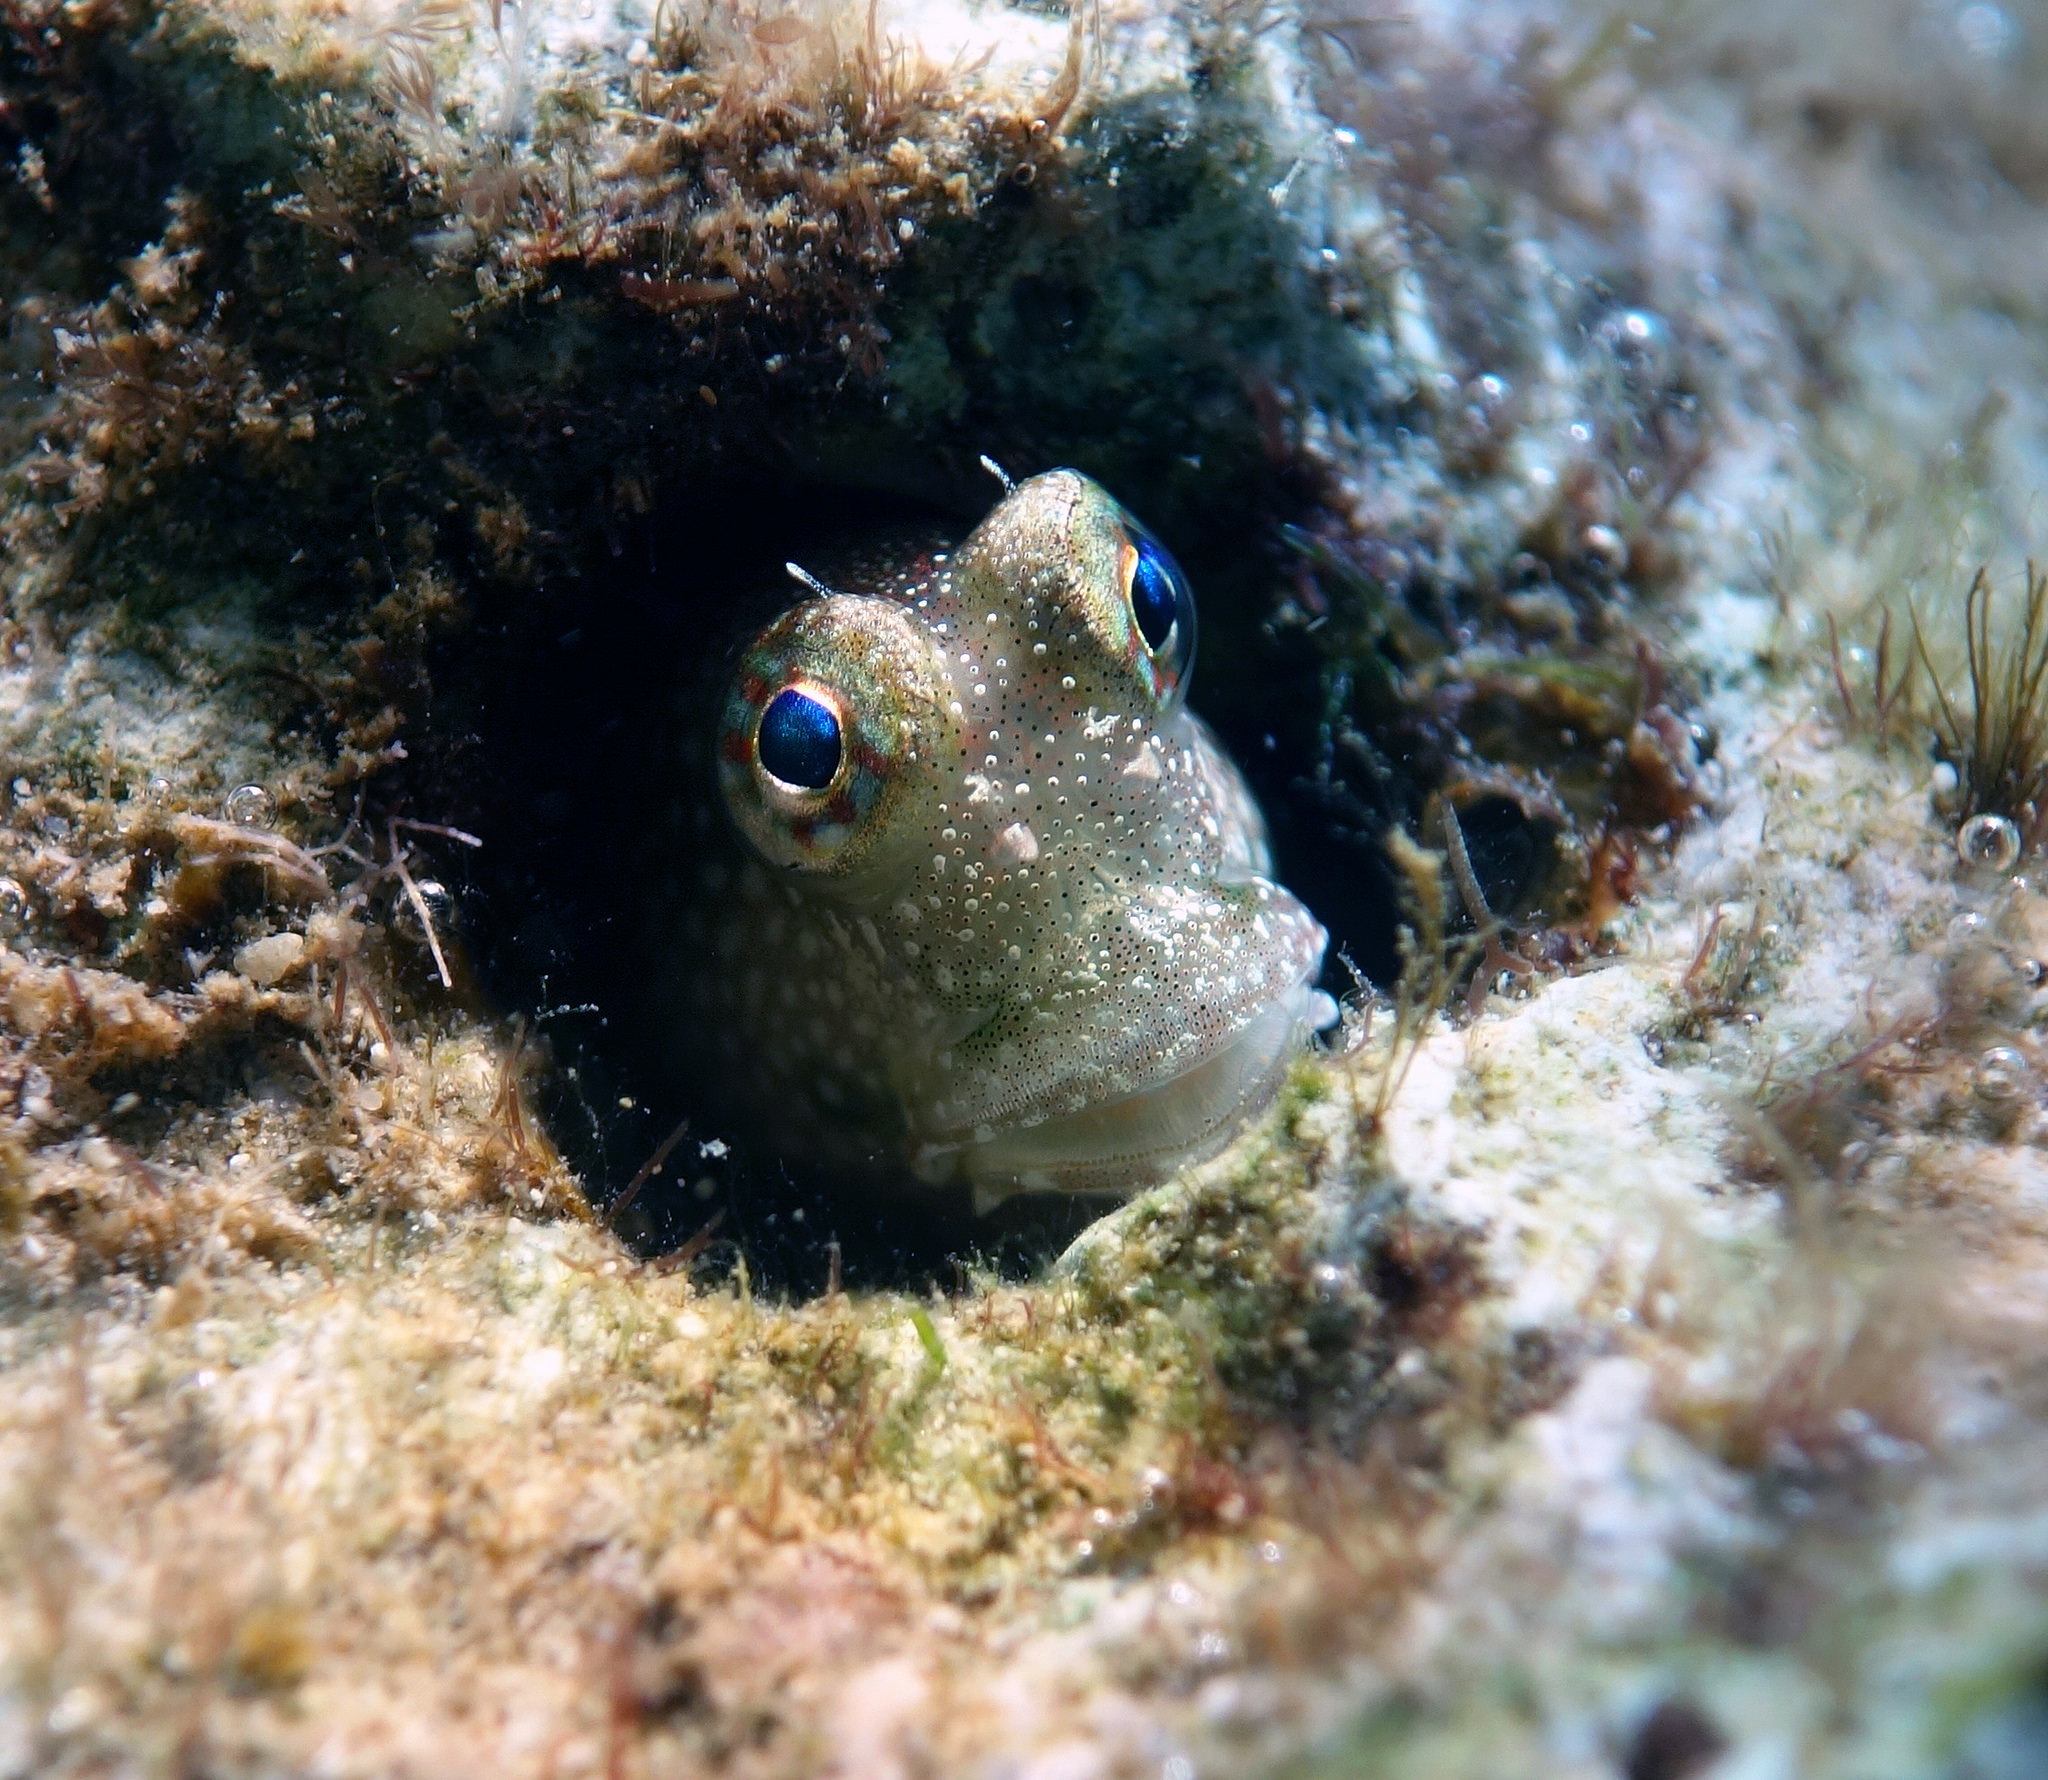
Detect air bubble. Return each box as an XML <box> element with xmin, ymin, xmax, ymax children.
<box><xmin>393</xmin><ymin>878</ymin><xmax>454</xmax><ymax>944</ymax></box>
<box><xmin>1582</xmin><ymin>524</ymin><xmax>1625</xmax><ymax>568</ymax></box>
<box><xmin>1956</xmin><ymin>813</ymin><xmax>2022</xmax><ymax>872</ymax></box>
<box><xmin>1957</xmin><ymin>3</ymin><xmax>2015</xmax><ymax>60</ymax></box>
<box><xmin>223</xmin><ymin>783</ymin><xmax>275</xmax><ymax>827</ymax></box>
<box><xmin>1972</xmin><ymin>1045</ymin><xmax>2030</xmax><ymax>1104</ymax></box>
<box><xmin>1595</xmin><ymin>307</ymin><xmax>1673</xmax><ymax>385</ymax></box>
<box><xmin>0</xmin><ymin>877</ymin><xmax>26</xmax><ymax>924</ymax></box>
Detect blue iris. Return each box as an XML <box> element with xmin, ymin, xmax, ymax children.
<box><xmin>757</xmin><ymin>687</ymin><xmax>842</xmax><ymax>789</ymax></box>
<box><xmin>1130</xmin><ymin>536</ymin><xmax>1185</xmax><ymax>653</ymax></box>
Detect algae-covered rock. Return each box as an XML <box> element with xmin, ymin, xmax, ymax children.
<box><xmin>3</xmin><ymin>0</ymin><xmax>2048</xmax><ymax>1774</ymax></box>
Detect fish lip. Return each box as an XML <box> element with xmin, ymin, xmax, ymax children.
<box><xmin>911</xmin><ymin>963</ymin><xmax>1327</xmax><ymax>1199</ymax></box>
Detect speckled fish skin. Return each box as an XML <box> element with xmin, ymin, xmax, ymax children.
<box><xmin>685</xmin><ymin>470</ymin><xmax>1327</xmax><ymax>1206</ymax></box>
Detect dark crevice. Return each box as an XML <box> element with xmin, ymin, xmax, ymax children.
<box><xmin>442</xmin><ymin>469</ymin><xmax>1167</xmax><ymax>1292</ymax></box>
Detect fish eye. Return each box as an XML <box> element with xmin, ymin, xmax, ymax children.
<box><xmin>756</xmin><ymin>685</ymin><xmax>843</xmax><ymax>791</ymax></box>
<box><xmin>1113</xmin><ymin>522</ymin><xmax>1195</xmax><ymax>699</ymax></box>
<box><xmin>718</xmin><ymin>593</ymin><xmax>951</xmax><ymax>883</ymax></box>
<box><xmin>1128</xmin><ymin>536</ymin><xmax>1185</xmax><ymax>654</ymax></box>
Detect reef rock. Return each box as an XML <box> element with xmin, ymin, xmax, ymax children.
<box><xmin>2</xmin><ymin>0</ymin><xmax>2047</xmax><ymax>1775</ymax></box>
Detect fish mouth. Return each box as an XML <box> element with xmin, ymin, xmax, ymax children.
<box><xmin>912</xmin><ymin>983</ymin><xmax>1332</xmax><ymax>1210</ymax></box>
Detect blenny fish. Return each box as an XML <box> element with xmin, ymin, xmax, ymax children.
<box><xmin>671</xmin><ymin>470</ymin><xmax>1328</xmax><ymax>1207</ymax></box>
